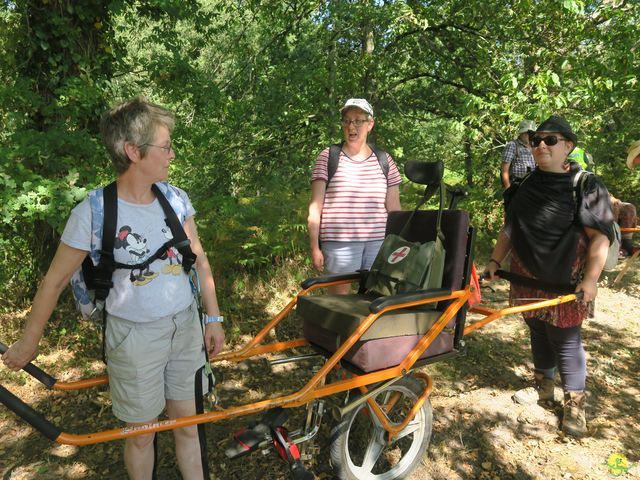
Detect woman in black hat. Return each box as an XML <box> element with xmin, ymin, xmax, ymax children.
<box><xmin>484</xmin><ymin>115</ymin><xmax>614</xmax><ymax>438</ymax></box>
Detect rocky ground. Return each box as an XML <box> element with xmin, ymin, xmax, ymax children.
<box><xmin>0</xmin><ymin>262</ymin><xmax>638</xmax><ymax>480</ymax></box>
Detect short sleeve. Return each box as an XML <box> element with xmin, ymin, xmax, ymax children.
<box><xmin>502</xmin><ymin>141</ymin><xmax>516</xmax><ymax>164</ymax></box>
<box><xmin>578</xmin><ymin>175</ymin><xmax>615</xmax><ymax>242</ymax></box>
<box><xmin>385</xmin><ymin>154</ymin><xmax>402</xmax><ymax>187</ymax></box>
<box><xmin>61</xmin><ymin>198</ymin><xmax>92</xmax><ymax>252</ymax></box>
<box><xmin>174</xmin><ymin>186</ymin><xmax>196</xmax><ymax>218</ymax></box>
<box><xmin>311</xmin><ymin>148</ymin><xmax>330</xmax><ymax>183</ymax></box>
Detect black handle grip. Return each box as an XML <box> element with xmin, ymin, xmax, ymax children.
<box><xmin>0</xmin><ymin>384</ymin><xmax>61</xmax><ymax>441</ymax></box>
<box><xmin>300</xmin><ymin>272</ymin><xmax>362</xmax><ymax>289</ymax></box>
<box><xmin>0</xmin><ymin>342</ymin><xmax>57</xmax><ymax>388</ymax></box>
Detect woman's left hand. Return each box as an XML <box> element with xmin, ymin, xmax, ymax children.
<box><xmin>576</xmin><ymin>278</ymin><xmax>597</xmax><ymax>302</ymax></box>
<box><xmin>204</xmin><ymin>322</ymin><xmax>225</xmax><ymax>358</ymax></box>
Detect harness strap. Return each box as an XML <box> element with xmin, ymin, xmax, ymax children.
<box><xmin>94</xmin><ymin>182</ymin><xmax>118</xmax><ymax>303</ymax></box>
<box><xmin>152</xmin><ymin>434</ymin><xmax>159</xmax><ymax>480</ymax></box>
<box><xmin>113</xmin><ymin>239</ymin><xmax>178</xmax><ymax>273</ymax></box>
<box><xmin>153</xmin><ymin>184</ymin><xmax>197</xmax><ymax>273</ymax></box>
<box><xmin>194</xmin><ymin>366</ymin><xmax>211</xmax><ymax>479</ymax></box>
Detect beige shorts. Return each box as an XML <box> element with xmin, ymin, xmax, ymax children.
<box><xmin>105</xmin><ymin>300</ymin><xmax>205</xmax><ymax>423</ymax></box>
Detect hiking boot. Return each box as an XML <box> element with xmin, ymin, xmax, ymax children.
<box><xmin>562</xmin><ymin>391</ymin><xmax>587</xmax><ymax>437</ymax></box>
<box><xmin>512</xmin><ymin>372</ymin><xmax>555</xmax><ymax>405</ymax></box>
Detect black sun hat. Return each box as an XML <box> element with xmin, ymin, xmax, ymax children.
<box><xmin>532</xmin><ymin>115</ymin><xmax>578</xmax><ymax>144</ymax></box>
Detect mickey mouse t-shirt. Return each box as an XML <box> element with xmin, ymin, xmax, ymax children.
<box><xmin>61</xmin><ymin>188</ymin><xmax>196</xmax><ymax>322</ymax></box>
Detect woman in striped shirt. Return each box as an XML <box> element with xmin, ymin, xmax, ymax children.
<box><xmin>308</xmin><ymin>98</ymin><xmax>402</xmax><ymax>294</ymax></box>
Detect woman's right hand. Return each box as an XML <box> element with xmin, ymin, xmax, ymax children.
<box><xmin>311</xmin><ymin>248</ymin><xmax>324</xmax><ymax>272</ymax></box>
<box><xmin>1</xmin><ymin>337</ymin><xmax>38</xmax><ymax>371</ymax></box>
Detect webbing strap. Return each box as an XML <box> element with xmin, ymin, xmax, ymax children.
<box><xmin>194</xmin><ymin>366</ymin><xmax>210</xmax><ymax>478</ymax></box>
<box><xmin>102</xmin><ymin>182</ymin><xmax>118</xmax><ymax>259</ymax></box>
<box><xmin>93</xmin><ymin>182</ymin><xmax>118</xmax><ymax>303</ymax></box>
<box><xmin>152</xmin><ymin>434</ymin><xmax>158</xmax><ymax>480</ymax></box>
<box><xmin>399</xmin><ymin>180</ymin><xmax>445</xmax><ymax>242</ymax></box>
<box><xmin>152</xmin><ymin>184</ymin><xmax>197</xmax><ymax>273</ymax></box>
<box><xmin>101</xmin><ymin>309</ymin><xmax>107</xmax><ymax>364</ymax></box>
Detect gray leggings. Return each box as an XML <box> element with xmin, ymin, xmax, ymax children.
<box><xmin>525</xmin><ymin>317</ymin><xmax>586</xmax><ymax>392</ymax></box>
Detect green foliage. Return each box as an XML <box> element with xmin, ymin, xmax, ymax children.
<box><xmin>193</xmin><ymin>179</ymin><xmax>309</xmax><ymax>274</ymax></box>
<box><xmin>1</xmin><ymin>0</ymin><xmax>639</xmax><ymax>305</ymax></box>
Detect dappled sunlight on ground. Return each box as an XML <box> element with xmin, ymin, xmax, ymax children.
<box><xmin>0</xmin><ymin>260</ymin><xmax>638</xmax><ymax>478</ymax></box>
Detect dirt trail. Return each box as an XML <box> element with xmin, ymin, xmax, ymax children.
<box><xmin>0</xmin><ymin>264</ymin><xmax>638</xmax><ymax>479</ymax></box>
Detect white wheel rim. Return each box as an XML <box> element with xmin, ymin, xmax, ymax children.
<box><xmin>343</xmin><ymin>386</ymin><xmax>427</xmax><ymax>480</ymax></box>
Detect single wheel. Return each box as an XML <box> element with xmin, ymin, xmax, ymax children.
<box><xmin>330</xmin><ymin>375</ymin><xmax>432</xmax><ymax>480</ymax></box>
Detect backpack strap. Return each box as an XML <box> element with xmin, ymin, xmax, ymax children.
<box><xmin>152</xmin><ymin>184</ymin><xmax>197</xmax><ymax>273</ymax></box>
<box><xmin>370</xmin><ymin>144</ymin><xmax>390</xmax><ymax>178</ymax></box>
<box><xmin>572</xmin><ymin>169</ymin><xmax>591</xmax><ymax>212</ymax></box>
<box><xmin>326</xmin><ymin>142</ymin><xmax>389</xmax><ymax>185</ymax></box>
<box><xmin>327</xmin><ymin>144</ymin><xmax>342</xmax><ymax>184</ymax></box>
<box><xmin>92</xmin><ymin>181</ymin><xmax>118</xmax><ymax>307</ymax></box>
<box><xmin>93</xmin><ymin>181</ymin><xmax>118</xmax><ymax>363</ymax></box>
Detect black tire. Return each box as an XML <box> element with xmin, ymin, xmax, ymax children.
<box><xmin>329</xmin><ymin>375</ymin><xmax>433</xmax><ymax>480</ymax></box>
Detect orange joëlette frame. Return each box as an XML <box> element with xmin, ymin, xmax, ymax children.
<box><xmin>2</xmin><ymin>277</ymin><xmax>580</xmax><ymax>446</ymax></box>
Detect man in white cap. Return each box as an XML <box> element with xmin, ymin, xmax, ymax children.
<box><xmin>501</xmin><ymin>119</ymin><xmax>537</xmax><ymax>189</ymax></box>
<box><xmin>627</xmin><ymin>140</ymin><xmax>640</xmax><ymax>170</ymax></box>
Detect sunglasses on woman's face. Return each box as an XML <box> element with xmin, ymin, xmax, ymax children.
<box><xmin>530</xmin><ymin>135</ymin><xmax>567</xmax><ymax>147</ymax></box>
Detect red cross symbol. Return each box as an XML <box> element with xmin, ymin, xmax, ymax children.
<box><xmin>388</xmin><ymin>246</ymin><xmax>410</xmax><ymax>264</ymax></box>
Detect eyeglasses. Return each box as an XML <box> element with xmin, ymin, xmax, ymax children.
<box><xmin>530</xmin><ymin>135</ymin><xmax>567</xmax><ymax>148</ymax></box>
<box><xmin>141</xmin><ymin>143</ymin><xmax>173</xmax><ymax>154</ymax></box>
<box><xmin>341</xmin><ymin>118</ymin><xmax>369</xmax><ymax>127</ymax></box>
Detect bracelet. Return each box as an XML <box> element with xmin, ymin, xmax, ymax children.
<box><xmin>204</xmin><ymin>315</ymin><xmax>224</xmax><ymax>324</ymax></box>
<box><xmin>489</xmin><ymin>258</ymin><xmax>501</xmax><ymax>268</ymax></box>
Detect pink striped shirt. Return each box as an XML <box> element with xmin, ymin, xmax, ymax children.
<box><xmin>312</xmin><ymin>147</ymin><xmax>402</xmax><ymax>242</ymax></box>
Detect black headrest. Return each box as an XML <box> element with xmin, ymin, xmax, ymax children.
<box><xmin>404</xmin><ymin>160</ymin><xmax>444</xmax><ymax>186</ymax></box>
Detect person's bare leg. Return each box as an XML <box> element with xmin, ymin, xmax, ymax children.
<box><xmin>124</xmin><ymin>420</ymin><xmax>156</xmax><ymax>480</ymax></box>
<box><xmin>167</xmin><ymin>398</ymin><xmax>204</xmax><ymax>480</ymax></box>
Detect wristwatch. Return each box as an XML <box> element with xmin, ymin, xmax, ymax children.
<box><xmin>204</xmin><ymin>315</ymin><xmax>224</xmax><ymax>324</ymax></box>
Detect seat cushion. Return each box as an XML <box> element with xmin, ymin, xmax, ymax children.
<box><xmin>302</xmin><ymin>321</ymin><xmax>454</xmax><ymax>372</ymax></box>
<box><xmin>297</xmin><ymin>294</ymin><xmax>442</xmax><ymax>342</ymax></box>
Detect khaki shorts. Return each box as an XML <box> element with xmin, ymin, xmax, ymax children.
<box><xmin>105</xmin><ymin>300</ymin><xmax>205</xmax><ymax>423</ymax></box>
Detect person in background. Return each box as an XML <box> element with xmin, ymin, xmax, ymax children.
<box><xmin>308</xmin><ymin>98</ymin><xmax>402</xmax><ymax>294</ymax></box>
<box><xmin>485</xmin><ymin>115</ymin><xmax>614</xmax><ymax>438</ymax></box>
<box><xmin>567</xmin><ymin>146</ymin><xmax>594</xmax><ymax>171</ymax></box>
<box><xmin>501</xmin><ymin>119</ymin><xmax>537</xmax><ymax>189</ymax></box>
<box><xmin>2</xmin><ymin>97</ymin><xmax>224</xmax><ymax>480</ymax></box>
<box><xmin>610</xmin><ymin>194</ymin><xmax>637</xmax><ymax>257</ymax></box>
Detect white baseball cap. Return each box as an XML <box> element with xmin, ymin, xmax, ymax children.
<box><xmin>340</xmin><ymin>98</ymin><xmax>374</xmax><ymax>117</ymax></box>
<box><xmin>627</xmin><ymin>139</ymin><xmax>640</xmax><ymax>170</ymax></box>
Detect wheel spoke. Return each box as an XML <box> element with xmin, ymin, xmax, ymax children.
<box><xmin>366</xmin><ymin>399</ymin><xmax>390</xmax><ymax>429</ymax></box>
<box><xmin>392</xmin><ymin>418</ymin><xmax>421</xmax><ymax>442</ymax></box>
<box><xmin>359</xmin><ymin>432</ymin><xmax>386</xmax><ymax>473</ymax></box>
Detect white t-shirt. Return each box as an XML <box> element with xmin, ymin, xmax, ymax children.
<box><xmin>62</xmin><ymin>188</ymin><xmax>196</xmax><ymax>322</ymax></box>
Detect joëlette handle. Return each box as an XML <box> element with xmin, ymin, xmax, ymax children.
<box><xmin>481</xmin><ymin>270</ymin><xmax>584</xmax><ymax>300</ymax></box>
<box><xmin>0</xmin><ymin>384</ymin><xmax>61</xmax><ymax>441</ymax></box>
<box><xmin>0</xmin><ymin>341</ymin><xmax>57</xmax><ymax>388</ymax></box>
